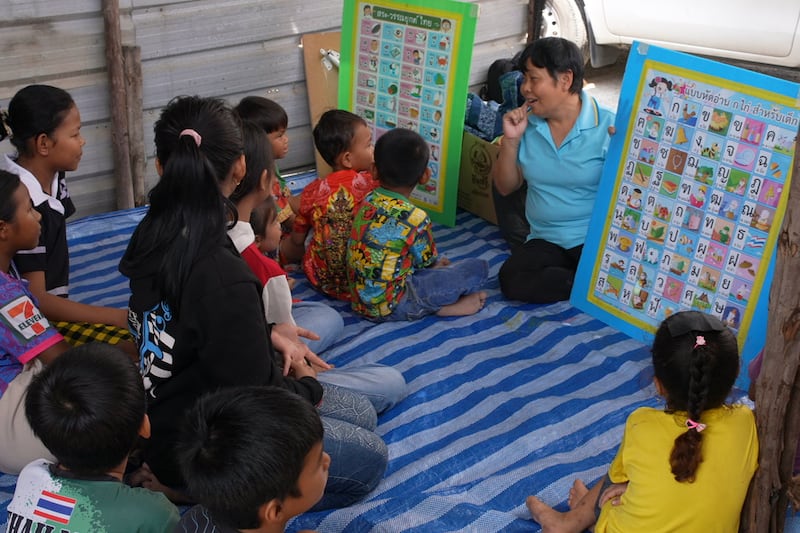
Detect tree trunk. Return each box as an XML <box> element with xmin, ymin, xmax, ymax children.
<box><xmin>742</xmin><ymin>133</ymin><xmax>800</xmax><ymax>532</ymax></box>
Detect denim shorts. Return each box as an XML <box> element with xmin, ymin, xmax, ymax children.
<box><xmin>386</xmin><ymin>258</ymin><xmax>488</xmax><ymax>321</ymax></box>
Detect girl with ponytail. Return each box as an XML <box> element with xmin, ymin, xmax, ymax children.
<box><xmin>120</xmin><ymin>96</ymin><xmax>388</xmax><ymax>509</ymax></box>
<box><xmin>526</xmin><ymin>310</ymin><xmax>758</xmax><ymax>532</ymax></box>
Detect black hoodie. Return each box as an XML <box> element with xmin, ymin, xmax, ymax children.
<box><xmin>119</xmin><ymin>235</ymin><xmax>322</xmax><ymax>486</ymax></box>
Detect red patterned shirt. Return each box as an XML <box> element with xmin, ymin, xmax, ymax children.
<box><xmin>293</xmin><ymin>170</ymin><xmax>378</xmax><ymax>300</ymax></box>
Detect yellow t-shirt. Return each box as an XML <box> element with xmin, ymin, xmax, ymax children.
<box><xmin>596</xmin><ymin>405</ymin><xmax>758</xmax><ymax>533</ymax></box>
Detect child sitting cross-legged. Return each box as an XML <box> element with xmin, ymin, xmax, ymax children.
<box><xmin>526</xmin><ymin>310</ymin><xmax>758</xmax><ymax>532</ymax></box>
<box><xmin>176</xmin><ymin>386</ymin><xmax>329</xmax><ymax>533</ymax></box>
<box><xmin>7</xmin><ymin>343</ymin><xmax>180</xmax><ymax>532</ymax></box>
<box><xmin>230</xmin><ymin>121</ymin><xmax>406</xmax><ymax>414</ymax></box>
<box><xmin>281</xmin><ymin>110</ymin><xmax>378</xmax><ymax>301</ymax></box>
<box><xmin>234</xmin><ymin>96</ymin><xmax>298</xmax><ymax>263</ymax></box>
<box><xmin>347</xmin><ymin>128</ymin><xmax>488</xmax><ymax>321</ymax></box>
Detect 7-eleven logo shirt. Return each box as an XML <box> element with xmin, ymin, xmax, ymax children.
<box><xmin>0</xmin><ymin>271</ymin><xmax>63</xmax><ymax>396</ymax></box>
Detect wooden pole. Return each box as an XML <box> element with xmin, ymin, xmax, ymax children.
<box><xmin>102</xmin><ymin>0</ymin><xmax>135</xmax><ymax>210</ymax></box>
<box><xmin>123</xmin><ymin>45</ymin><xmax>147</xmax><ymax>206</ymax></box>
<box><xmin>742</xmin><ymin>131</ymin><xmax>800</xmax><ymax>532</ymax></box>
<box><xmin>528</xmin><ymin>0</ymin><xmax>546</xmax><ymax>44</ymax></box>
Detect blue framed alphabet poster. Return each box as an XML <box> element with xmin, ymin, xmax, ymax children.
<box><xmin>572</xmin><ymin>42</ymin><xmax>799</xmax><ymax>383</ymax></box>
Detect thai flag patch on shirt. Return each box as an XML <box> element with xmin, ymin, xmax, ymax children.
<box><xmin>32</xmin><ymin>490</ymin><xmax>76</xmax><ymax>524</ymax></box>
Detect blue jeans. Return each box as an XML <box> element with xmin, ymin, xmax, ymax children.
<box><xmin>292</xmin><ymin>300</ymin><xmax>344</xmax><ymax>354</ymax></box>
<box><xmin>293</xmin><ymin>301</ymin><xmax>406</xmax><ymax>413</ymax></box>
<box><xmin>315</xmin><ymin>383</ymin><xmax>388</xmax><ymax>510</ymax></box>
<box><xmin>317</xmin><ymin>363</ymin><xmax>406</xmax><ymax>414</ymax></box>
<box><xmin>387</xmin><ymin>258</ymin><xmax>489</xmax><ymax>321</ymax></box>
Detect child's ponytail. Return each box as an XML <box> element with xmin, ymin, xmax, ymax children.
<box><xmin>125</xmin><ymin>96</ymin><xmax>243</xmax><ymax>311</ymax></box>
<box><xmin>150</xmin><ymin>132</ymin><xmax>230</xmax><ymax>307</ymax></box>
<box><xmin>669</xmin><ymin>335</ymin><xmax>712</xmax><ymax>482</ymax></box>
<box><xmin>652</xmin><ymin>311</ymin><xmax>740</xmax><ymax>484</ymax></box>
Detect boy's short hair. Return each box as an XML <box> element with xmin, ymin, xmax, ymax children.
<box><xmin>234</xmin><ymin>96</ymin><xmax>288</xmax><ymax>134</ymax></box>
<box><xmin>250</xmin><ymin>195</ymin><xmax>278</xmax><ymax>238</ymax></box>
<box><xmin>25</xmin><ymin>343</ymin><xmax>145</xmax><ymax>475</ymax></box>
<box><xmin>177</xmin><ymin>386</ymin><xmax>324</xmax><ymax>530</ymax></box>
<box><xmin>312</xmin><ymin>109</ymin><xmax>368</xmax><ymax>168</ymax></box>
<box><xmin>374</xmin><ymin>128</ymin><xmax>430</xmax><ymax>188</ymax></box>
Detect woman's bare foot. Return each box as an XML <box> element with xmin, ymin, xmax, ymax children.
<box><xmin>568</xmin><ymin>479</ymin><xmax>589</xmax><ymax>509</ymax></box>
<box><xmin>436</xmin><ymin>291</ymin><xmax>487</xmax><ymax>317</ymax></box>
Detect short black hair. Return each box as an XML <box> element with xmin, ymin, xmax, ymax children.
<box><xmin>374</xmin><ymin>128</ymin><xmax>429</xmax><ymax>188</ymax></box>
<box><xmin>234</xmin><ymin>96</ymin><xmax>288</xmax><ymax>134</ymax></box>
<box><xmin>250</xmin><ymin>196</ymin><xmax>278</xmax><ymax>238</ymax></box>
<box><xmin>25</xmin><ymin>343</ymin><xmax>146</xmax><ymax>475</ymax></box>
<box><xmin>312</xmin><ymin>109</ymin><xmax>367</xmax><ymax>167</ymax></box>
<box><xmin>0</xmin><ymin>169</ymin><xmax>23</xmax><ymax>222</ymax></box>
<box><xmin>177</xmin><ymin>386</ymin><xmax>324</xmax><ymax>530</ymax></box>
<box><xmin>518</xmin><ymin>37</ymin><xmax>584</xmax><ymax>94</ymax></box>
<box><xmin>229</xmin><ymin>120</ymin><xmax>274</xmax><ymax>205</ymax></box>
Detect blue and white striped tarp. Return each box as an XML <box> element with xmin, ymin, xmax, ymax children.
<box><xmin>1</xmin><ymin>206</ymin><xmax>795</xmax><ymax>532</ymax></box>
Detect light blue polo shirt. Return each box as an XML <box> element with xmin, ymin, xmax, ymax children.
<box><xmin>518</xmin><ymin>91</ymin><xmax>615</xmax><ymax>249</ymax></box>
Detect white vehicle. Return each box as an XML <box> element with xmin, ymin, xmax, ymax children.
<box><xmin>541</xmin><ymin>0</ymin><xmax>800</xmax><ymax>68</ymax></box>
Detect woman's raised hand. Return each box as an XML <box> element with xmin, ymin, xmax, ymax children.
<box><xmin>502</xmin><ymin>104</ymin><xmax>531</xmax><ymax>140</ymax></box>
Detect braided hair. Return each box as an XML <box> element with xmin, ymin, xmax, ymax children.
<box><xmin>651</xmin><ymin>311</ymin><xmax>739</xmax><ymax>482</ymax></box>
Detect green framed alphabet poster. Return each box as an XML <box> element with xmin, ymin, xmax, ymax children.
<box><xmin>339</xmin><ymin>0</ymin><xmax>478</xmax><ymax>226</ymax></box>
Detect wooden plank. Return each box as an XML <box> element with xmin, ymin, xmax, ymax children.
<box><xmin>474</xmin><ymin>0</ymin><xmax>528</xmax><ymax>42</ymax></box>
<box><xmin>139</xmin><ymin>37</ymin><xmax>308</xmax><ymax>109</ymax></box>
<box><xmin>131</xmin><ymin>0</ymin><xmax>343</xmax><ymax>60</ymax></box>
<box><xmin>0</xmin><ymin>17</ymin><xmax>106</xmax><ymax>84</ymax></box>
<box><xmin>0</xmin><ymin>0</ymin><xmax>101</xmax><ymax>20</ymax></box>
<box><xmin>301</xmin><ymin>31</ymin><xmax>342</xmax><ymax>177</ymax></box>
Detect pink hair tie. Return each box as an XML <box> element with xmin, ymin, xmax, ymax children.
<box><xmin>179</xmin><ymin>128</ymin><xmax>202</xmax><ymax>147</ymax></box>
<box><xmin>693</xmin><ymin>335</ymin><xmax>706</xmax><ymax>349</ymax></box>
<box><xmin>686</xmin><ymin>419</ymin><xmax>706</xmax><ymax>432</ymax></box>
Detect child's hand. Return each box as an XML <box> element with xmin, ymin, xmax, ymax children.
<box><xmin>598</xmin><ymin>481</ymin><xmax>628</xmax><ymax>507</ymax></box>
<box><xmin>434</xmin><ymin>256</ymin><xmax>451</xmax><ymax>268</ymax></box>
<box><xmin>271</xmin><ymin>324</ymin><xmax>332</xmax><ymax>375</ymax></box>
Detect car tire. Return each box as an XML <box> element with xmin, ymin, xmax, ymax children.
<box><xmin>540</xmin><ymin>0</ymin><xmax>589</xmax><ymax>61</ymax></box>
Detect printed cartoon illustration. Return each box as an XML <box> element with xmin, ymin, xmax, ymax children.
<box><xmin>644</xmin><ymin>76</ymin><xmax>672</xmax><ymax>116</ymax></box>
<box><xmin>678</xmin><ymin>102</ymin><xmax>699</xmax><ymax>127</ymax></box>
<box><xmin>723</xmin><ymin>306</ymin><xmax>740</xmax><ymax>328</ymax></box>
<box><xmin>627</xmin><ymin>187</ymin><xmax>643</xmax><ymax>209</ymax></box>
<box><xmin>708</xmin><ymin>109</ymin><xmax>732</xmax><ymax>135</ymax></box>
<box><xmin>646</xmin><ymin>118</ymin><xmax>662</xmax><ymax>141</ymax></box>
<box><xmin>741</xmin><ymin>118</ymin><xmax>764</xmax><ymax>145</ymax></box>
<box><xmin>689</xmin><ymin>185</ymin><xmax>707</xmax><ymax>208</ymax></box>
<box><xmin>751</xmin><ymin>208</ymin><xmax>772</xmax><ymax>232</ymax></box>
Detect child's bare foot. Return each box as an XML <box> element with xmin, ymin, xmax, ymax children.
<box><xmin>568</xmin><ymin>479</ymin><xmax>589</xmax><ymax>509</ymax></box>
<box><xmin>526</xmin><ymin>496</ymin><xmax>573</xmax><ymax>533</ymax></box>
<box><xmin>436</xmin><ymin>291</ymin><xmax>487</xmax><ymax>317</ymax></box>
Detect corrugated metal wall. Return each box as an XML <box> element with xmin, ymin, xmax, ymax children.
<box><xmin>1</xmin><ymin>0</ymin><xmax>527</xmax><ymax>217</ymax></box>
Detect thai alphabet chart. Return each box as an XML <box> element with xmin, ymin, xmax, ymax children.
<box><xmin>340</xmin><ymin>0</ymin><xmax>478</xmax><ymax>226</ymax></box>
<box><xmin>573</xmin><ymin>42</ymin><xmax>799</xmax><ymax>373</ymax></box>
